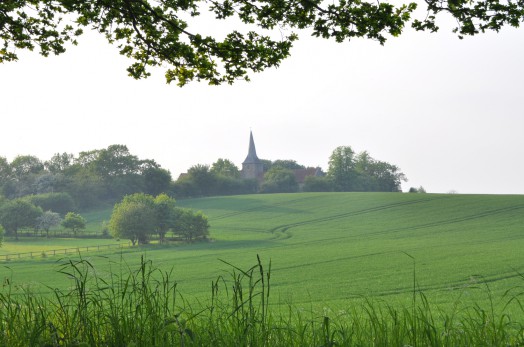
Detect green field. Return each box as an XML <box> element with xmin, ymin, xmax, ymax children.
<box><xmin>1</xmin><ymin>192</ymin><xmax>524</xmax><ymax>313</ymax></box>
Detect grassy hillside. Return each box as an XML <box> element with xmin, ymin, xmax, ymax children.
<box><xmin>177</xmin><ymin>192</ymin><xmax>524</xmax><ymax>309</ymax></box>
<box><xmin>2</xmin><ymin>192</ymin><xmax>524</xmax><ymax>313</ymax></box>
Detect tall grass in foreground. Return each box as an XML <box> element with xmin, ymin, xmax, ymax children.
<box><xmin>1</xmin><ymin>256</ymin><xmax>523</xmax><ymax>346</ymax></box>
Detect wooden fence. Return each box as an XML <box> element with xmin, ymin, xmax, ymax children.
<box><xmin>0</xmin><ymin>242</ymin><xmax>132</xmax><ymax>261</ymax></box>
<box><xmin>15</xmin><ymin>229</ymin><xmax>108</xmax><ymax>239</ymax></box>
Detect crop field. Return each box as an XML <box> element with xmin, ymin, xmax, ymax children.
<box><xmin>1</xmin><ymin>192</ymin><xmax>524</xmax><ymax>313</ymax></box>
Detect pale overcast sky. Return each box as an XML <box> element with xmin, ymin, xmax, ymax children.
<box><xmin>1</xmin><ymin>13</ymin><xmax>523</xmax><ymax>194</ymax></box>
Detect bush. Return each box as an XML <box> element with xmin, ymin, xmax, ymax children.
<box><xmin>173</xmin><ymin>208</ymin><xmax>210</xmax><ymax>241</ymax></box>
<box><xmin>24</xmin><ymin>192</ymin><xmax>75</xmax><ymax>216</ymax></box>
<box><xmin>303</xmin><ymin>176</ymin><xmax>334</xmax><ymax>192</ymax></box>
<box><xmin>61</xmin><ymin>212</ymin><xmax>86</xmax><ymax>236</ymax></box>
<box><xmin>408</xmin><ymin>186</ymin><xmax>427</xmax><ymax>193</ymax></box>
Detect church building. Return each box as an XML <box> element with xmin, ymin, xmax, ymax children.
<box><xmin>241</xmin><ymin>131</ymin><xmax>265</xmax><ymax>181</ymax></box>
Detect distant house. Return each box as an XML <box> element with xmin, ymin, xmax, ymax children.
<box><xmin>293</xmin><ymin>167</ymin><xmax>324</xmax><ymax>190</ymax></box>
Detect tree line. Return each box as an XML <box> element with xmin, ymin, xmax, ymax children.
<box><xmin>0</xmin><ymin>193</ymin><xmax>208</xmax><ymax>245</ymax></box>
<box><xmin>0</xmin><ymin>144</ymin><xmax>172</xmax><ymax>209</ymax></box>
<box><xmin>175</xmin><ymin>147</ymin><xmax>407</xmax><ymax>197</ymax></box>
<box><xmin>1</xmin><ymin>144</ymin><xmax>408</xmax><ymax>205</ymax></box>
<box><xmin>0</xmin><ymin>194</ymin><xmax>87</xmax><ymax>241</ymax></box>
<box><xmin>0</xmin><ymin>144</ymin><xmax>405</xmax><ymax>245</ymax></box>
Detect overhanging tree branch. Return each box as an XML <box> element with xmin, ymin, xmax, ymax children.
<box><xmin>1</xmin><ymin>0</ymin><xmax>523</xmax><ymax>84</ymax></box>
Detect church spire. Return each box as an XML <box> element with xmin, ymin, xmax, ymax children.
<box><xmin>243</xmin><ymin>131</ymin><xmax>260</xmax><ymax>164</ymax></box>
<box><xmin>241</xmin><ymin>131</ymin><xmax>264</xmax><ymax>180</ymax></box>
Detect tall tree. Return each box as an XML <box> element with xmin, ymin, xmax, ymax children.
<box><xmin>45</xmin><ymin>153</ymin><xmax>75</xmax><ymax>174</ymax></box>
<box><xmin>0</xmin><ymin>156</ymin><xmax>12</xmax><ymax>183</ymax></box>
<box><xmin>261</xmin><ymin>168</ymin><xmax>299</xmax><ymax>193</ymax></box>
<box><xmin>74</xmin><ymin>149</ymin><xmax>101</xmax><ymax>169</ymax></box>
<box><xmin>0</xmin><ymin>157</ymin><xmax>13</xmax><ymax>197</ymax></box>
<box><xmin>73</xmin><ymin>145</ymin><xmax>149</xmax><ymax>201</ymax></box>
<box><xmin>0</xmin><ymin>199</ymin><xmax>43</xmax><ymax>240</ymax></box>
<box><xmin>109</xmin><ymin>194</ymin><xmax>156</xmax><ymax>245</ymax></box>
<box><xmin>211</xmin><ymin>159</ymin><xmax>240</xmax><ymax>178</ymax></box>
<box><xmin>271</xmin><ymin>160</ymin><xmax>305</xmax><ymax>170</ymax></box>
<box><xmin>36</xmin><ymin>211</ymin><xmax>62</xmax><ymax>238</ymax></box>
<box><xmin>187</xmin><ymin>164</ymin><xmax>217</xmax><ymax>196</ymax></box>
<box><xmin>10</xmin><ymin>155</ymin><xmax>45</xmax><ymax>180</ymax></box>
<box><xmin>353</xmin><ymin>151</ymin><xmax>406</xmax><ymax>192</ymax></box>
<box><xmin>143</xmin><ymin>167</ymin><xmax>172</xmax><ymax>196</ymax></box>
<box><xmin>328</xmin><ymin>147</ymin><xmax>406</xmax><ymax>192</ymax></box>
<box><xmin>94</xmin><ymin>145</ymin><xmax>139</xmax><ymax>178</ymax></box>
<box><xmin>61</xmin><ymin>212</ymin><xmax>86</xmax><ymax>237</ymax></box>
<box><xmin>3</xmin><ymin>1</ymin><xmax>521</xmax><ymax>85</ymax></box>
<box><xmin>153</xmin><ymin>193</ymin><xmax>177</xmax><ymax>243</ymax></box>
<box><xmin>327</xmin><ymin>146</ymin><xmax>357</xmax><ymax>192</ymax></box>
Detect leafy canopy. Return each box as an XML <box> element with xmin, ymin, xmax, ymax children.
<box><xmin>61</xmin><ymin>212</ymin><xmax>86</xmax><ymax>234</ymax></box>
<box><xmin>2</xmin><ymin>0</ymin><xmax>523</xmax><ymax>86</ymax></box>
<box><xmin>36</xmin><ymin>210</ymin><xmax>63</xmax><ymax>237</ymax></box>
<box><xmin>109</xmin><ymin>197</ymin><xmax>156</xmax><ymax>245</ymax></box>
<box><xmin>173</xmin><ymin>208</ymin><xmax>210</xmax><ymax>241</ymax></box>
<box><xmin>109</xmin><ymin>193</ymin><xmax>173</xmax><ymax>245</ymax></box>
<box><xmin>328</xmin><ymin>146</ymin><xmax>406</xmax><ymax>192</ymax></box>
<box><xmin>0</xmin><ymin>199</ymin><xmax>43</xmax><ymax>239</ymax></box>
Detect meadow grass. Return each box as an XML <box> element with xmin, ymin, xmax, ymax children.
<box><xmin>2</xmin><ymin>193</ymin><xmax>524</xmax><ymax>306</ymax></box>
<box><xmin>80</xmin><ymin>205</ymin><xmax>114</xmax><ymax>233</ymax></box>
<box><xmin>1</xmin><ymin>255</ymin><xmax>523</xmax><ymax>346</ymax></box>
<box><xmin>1</xmin><ymin>192</ymin><xmax>524</xmax><ymax>344</ymax></box>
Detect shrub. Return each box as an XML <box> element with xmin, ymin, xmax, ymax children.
<box><xmin>24</xmin><ymin>192</ymin><xmax>75</xmax><ymax>216</ymax></box>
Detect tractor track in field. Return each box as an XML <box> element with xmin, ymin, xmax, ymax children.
<box><xmin>264</xmin><ymin>200</ymin><xmax>524</xmax><ymax>242</ymax></box>
<box><xmin>212</xmin><ymin>196</ymin><xmax>448</xmax><ymax>239</ymax></box>
<box><xmin>251</xmin><ymin>219</ymin><xmax>524</xmax><ymax>259</ymax></box>
<box><xmin>210</xmin><ymin>196</ymin><xmax>319</xmax><ymax>220</ymax></box>
<box><xmin>213</xmin><ymin>200</ymin><xmax>524</xmax><ymax>253</ymax></box>
<box><xmin>267</xmin><ymin>196</ymin><xmax>446</xmax><ymax>236</ymax></box>
<box><xmin>356</xmin><ymin>204</ymin><xmax>524</xmax><ymax>240</ymax></box>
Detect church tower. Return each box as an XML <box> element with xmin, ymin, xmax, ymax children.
<box><xmin>241</xmin><ymin>131</ymin><xmax>264</xmax><ymax>180</ymax></box>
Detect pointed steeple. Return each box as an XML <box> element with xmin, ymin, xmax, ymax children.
<box><xmin>243</xmin><ymin>131</ymin><xmax>260</xmax><ymax>164</ymax></box>
<box><xmin>241</xmin><ymin>131</ymin><xmax>265</xmax><ymax>181</ymax></box>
